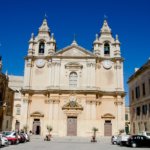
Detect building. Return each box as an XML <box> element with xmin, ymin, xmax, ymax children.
<box><xmin>14</xmin><ymin>19</ymin><xmax>125</xmax><ymax>137</ymax></box>
<box><xmin>8</xmin><ymin>75</ymin><xmax>23</xmax><ymax>132</ymax></box>
<box><xmin>128</xmin><ymin>59</ymin><xmax>150</xmax><ymax>134</ymax></box>
<box><xmin>125</xmin><ymin>106</ymin><xmax>130</xmax><ymax>134</ymax></box>
<box><xmin>0</xmin><ymin>58</ymin><xmax>14</xmax><ymax>131</ymax></box>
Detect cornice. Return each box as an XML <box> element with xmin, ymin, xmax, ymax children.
<box><xmin>21</xmin><ymin>88</ymin><xmax>126</xmax><ymax>97</ymax></box>
<box><xmin>25</xmin><ymin>55</ymin><xmax>96</xmax><ymax>60</ymax></box>
<box><xmin>24</xmin><ymin>55</ymin><xmax>124</xmax><ymax>61</ymax></box>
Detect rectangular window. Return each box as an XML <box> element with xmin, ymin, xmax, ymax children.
<box><xmin>144</xmin><ymin>122</ymin><xmax>147</xmax><ymax>131</ymax></box>
<box><xmin>142</xmin><ymin>83</ymin><xmax>146</xmax><ymax>96</ymax></box>
<box><xmin>125</xmin><ymin>114</ymin><xmax>128</xmax><ymax>121</ymax></box>
<box><xmin>136</xmin><ymin>107</ymin><xmax>141</xmax><ymax>116</ymax></box>
<box><xmin>132</xmin><ymin>90</ymin><xmax>134</xmax><ymax>101</ymax></box>
<box><xmin>16</xmin><ymin>107</ymin><xmax>20</xmax><ymax>115</ymax></box>
<box><xmin>135</xmin><ymin>86</ymin><xmax>140</xmax><ymax>99</ymax></box>
<box><xmin>142</xmin><ymin>105</ymin><xmax>147</xmax><ymax>115</ymax></box>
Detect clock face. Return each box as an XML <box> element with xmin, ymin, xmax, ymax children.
<box><xmin>36</xmin><ymin>59</ymin><xmax>45</xmax><ymax>68</ymax></box>
<box><xmin>102</xmin><ymin>60</ymin><xmax>112</xmax><ymax>69</ymax></box>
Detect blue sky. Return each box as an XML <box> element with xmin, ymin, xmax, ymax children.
<box><xmin>0</xmin><ymin>0</ymin><xmax>150</xmax><ymax>105</ymax></box>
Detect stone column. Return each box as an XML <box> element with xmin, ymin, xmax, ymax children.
<box><xmin>91</xmin><ymin>102</ymin><xmax>96</xmax><ymax>119</ymax></box>
<box><xmin>24</xmin><ymin>59</ymin><xmax>32</xmax><ymax>88</ymax></box>
<box><xmin>86</xmin><ymin>102</ymin><xmax>91</xmax><ymax>119</ymax></box>
<box><xmin>51</xmin><ymin>63</ymin><xmax>56</xmax><ymax>87</ymax></box>
<box><xmin>47</xmin><ymin>60</ymin><xmax>52</xmax><ymax>87</ymax></box>
<box><xmin>91</xmin><ymin>63</ymin><xmax>95</xmax><ymax>87</ymax></box>
<box><xmin>55</xmin><ymin>63</ymin><xmax>60</xmax><ymax>87</ymax></box>
<box><xmin>86</xmin><ymin>63</ymin><xmax>90</xmax><ymax>87</ymax></box>
<box><xmin>115</xmin><ymin>60</ymin><xmax>121</xmax><ymax>89</ymax></box>
<box><xmin>48</xmin><ymin>100</ymin><xmax>53</xmax><ymax>120</ymax></box>
<box><xmin>115</xmin><ymin>95</ymin><xmax>124</xmax><ymax>132</ymax></box>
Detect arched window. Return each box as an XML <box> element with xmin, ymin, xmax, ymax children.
<box><xmin>15</xmin><ymin>104</ymin><xmax>21</xmax><ymax>115</ymax></box>
<box><xmin>104</xmin><ymin>43</ymin><xmax>110</xmax><ymax>55</ymax></box>
<box><xmin>39</xmin><ymin>42</ymin><xmax>45</xmax><ymax>54</ymax></box>
<box><xmin>69</xmin><ymin>72</ymin><xmax>77</xmax><ymax>87</ymax></box>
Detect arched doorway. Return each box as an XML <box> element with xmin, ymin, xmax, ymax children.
<box><xmin>33</xmin><ymin>119</ymin><xmax>41</xmax><ymax>135</ymax></box>
<box><xmin>30</xmin><ymin>111</ymin><xmax>44</xmax><ymax>135</ymax></box>
<box><xmin>15</xmin><ymin>120</ymin><xmax>20</xmax><ymax>132</ymax></box>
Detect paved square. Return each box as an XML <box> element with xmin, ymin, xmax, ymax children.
<box><xmin>1</xmin><ymin>136</ymin><xmax>146</xmax><ymax>150</ymax></box>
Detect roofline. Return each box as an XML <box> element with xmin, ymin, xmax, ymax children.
<box><xmin>127</xmin><ymin>59</ymin><xmax>150</xmax><ymax>83</ymax></box>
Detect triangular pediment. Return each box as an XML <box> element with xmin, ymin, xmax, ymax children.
<box><xmin>56</xmin><ymin>45</ymin><xmax>95</xmax><ymax>57</ymax></box>
<box><xmin>101</xmin><ymin>113</ymin><xmax>115</xmax><ymax>119</ymax></box>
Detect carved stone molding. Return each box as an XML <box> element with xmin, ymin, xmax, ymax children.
<box><xmin>63</xmin><ymin>109</ymin><xmax>82</xmax><ymax>117</ymax></box>
<box><xmin>62</xmin><ymin>101</ymin><xmax>83</xmax><ymax>110</ymax></box>
<box><xmin>45</xmin><ymin>98</ymin><xmax>60</xmax><ymax>104</ymax></box>
<box><xmin>86</xmin><ymin>63</ymin><xmax>95</xmax><ymax>68</ymax></box>
<box><xmin>114</xmin><ymin>101</ymin><xmax>123</xmax><ymax>105</ymax></box>
<box><xmin>65</xmin><ymin>62</ymin><xmax>83</xmax><ymax>70</ymax></box>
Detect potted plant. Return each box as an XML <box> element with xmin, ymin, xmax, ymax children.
<box><xmin>45</xmin><ymin>125</ymin><xmax>53</xmax><ymax>141</ymax></box>
<box><xmin>91</xmin><ymin>127</ymin><xmax>98</xmax><ymax>142</ymax></box>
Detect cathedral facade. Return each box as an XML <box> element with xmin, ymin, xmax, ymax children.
<box><xmin>20</xmin><ymin>19</ymin><xmax>125</xmax><ymax>137</ymax></box>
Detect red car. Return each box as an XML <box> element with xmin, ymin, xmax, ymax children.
<box><xmin>5</xmin><ymin>136</ymin><xmax>18</xmax><ymax>145</ymax></box>
<box><xmin>3</xmin><ymin>131</ymin><xmax>19</xmax><ymax>145</ymax></box>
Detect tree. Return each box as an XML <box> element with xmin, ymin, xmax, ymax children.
<box><xmin>45</xmin><ymin>125</ymin><xmax>53</xmax><ymax>141</ymax></box>
<box><xmin>91</xmin><ymin>127</ymin><xmax>98</xmax><ymax>142</ymax></box>
<box><xmin>47</xmin><ymin>125</ymin><xmax>53</xmax><ymax>135</ymax></box>
<box><xmin>23</xmin><ymin>125</ymin><xmax>28</xmax><ymax>133</ymax></box>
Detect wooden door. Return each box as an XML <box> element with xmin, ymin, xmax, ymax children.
<box><xmin>104</xmin><ymin>120</ymin><xmax>112</xmax><ymax>136</ymax></box>
<box><xmin>67</xmin><ymin>117</ymin><xmax>77</xmax><ymax>136</ymax></box>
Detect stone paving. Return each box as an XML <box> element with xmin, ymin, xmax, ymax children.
<box><xmin>1</xmin><ymin>135</ymin><xmax>148</xmax><ymax>150</ymax></box>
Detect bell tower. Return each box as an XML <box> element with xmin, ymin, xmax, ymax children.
<box><xmin>27</xmin><ymin>19</ymin><xmax>56</xmax><ymax>57</ymax></box>
<box><xmin>23</xmin><ymin>19</ymin><xmax>57</xmax><ymax>88</ymax></box>
<box><xmin>93</xmin><ymin>19</ymin><xmax>121</xmax><ymax>58</ymax></box>
<box><xmin>93</xmin><ymin>19</ymin><xmax>124</xmax><ymax>91</ymax></box>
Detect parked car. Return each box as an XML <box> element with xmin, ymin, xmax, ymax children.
<box><xmin>127</xmin><ymin>135</ymin><xmax>150</xmax><ymax>148</ymax></box>
<box><xmin>111</xmin><ymin>135</ymin><xmax>118</xmax><ymax>144</ymax></box>
<box><xmin>2</xmin><ymin>131</ymin><xmax>16</xmax><ymax>137</ymax></box>
<box><xmin>0</xmin><ymin>134</ymin><xmax>9</xmax><ymax>146</ymax></box>
<box><xmin>2</xmin><ymin>131</ymin><xmax>19</xmax><ymax>144</ymax></box>
<box><xmin>6</xmin><ymin>136</ymin><xmax>18</xmax><ymax>145</ymax></box>
<box><xmin>117</xmin><ymin>134</ymin><xmax>130</xmax><ymax>146</ymax></box>
<box><xmin>138</xmin><ymin>131</ymin><xmax>150</xmax><ymax>138</ymax></box>
<box><xmin>0</xmin><ymin>136</ymin><xmax>2</xmax><ymax>148</ymax></box>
